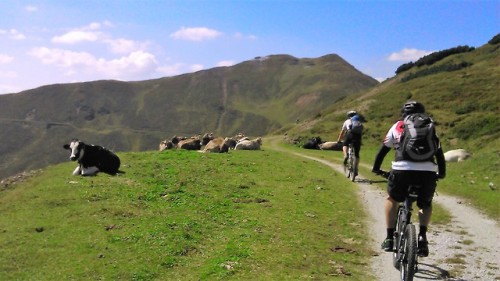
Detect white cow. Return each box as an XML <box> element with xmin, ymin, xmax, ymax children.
<box><xmin>444</xmin><ymin>149</ymin><xmax>472</xmax><ymax>162</ymax></box>
<box><xmin>235</xmin><ymin>137</ymin><xmax>262</xmax><ymax>150</ymax></box>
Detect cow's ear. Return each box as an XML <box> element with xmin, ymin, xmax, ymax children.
<box><xmin>63</xmin><ymin>144</ymin><xmax>70</xmax><ymax>149</ymax></box>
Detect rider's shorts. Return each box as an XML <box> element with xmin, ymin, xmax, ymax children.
<box><xmin>343</xmin><ymin>132</ymin><xmax>362</xmax><ymax>157</ymax></box>
<box><xmin>387</xmin><ymin>170</ymin><xmax>437</xmax><ymax>208</ymax></box>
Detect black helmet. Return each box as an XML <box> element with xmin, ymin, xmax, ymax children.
<box><xmin>401</xmin><ymin>101</ymin><xmax>425</xmax><ymax>117</ymax></box>
<box><xmin>347</xmin><ymin>110</ymin><xmax>357</xmax><ymax>118</ymax></box>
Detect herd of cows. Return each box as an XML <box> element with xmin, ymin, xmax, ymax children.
<box><xmin>62</xmin><ymin>133</ymin><xmax>263</xmax><ymax>176</ymax></box>
<box><xmin>62</xmin><ymin>134</ymin><xmax>471</xmax><ymax>177</ymax></box>
<box><xmin>158</xmin><ymin>133</ymin><xmax>263</xmax><ymax>153</ymax></box>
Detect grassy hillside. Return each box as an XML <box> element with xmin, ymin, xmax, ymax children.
<box><xmin>285</xmin><ymin>42</ymin><xmax>499</xmax><ymax>147</ymax></box>
<box><xmin>1</xmin><ymin>149</ymin><xmax>374</xmax><ymax>280</ymax></box>
<box><xmin>0</xmin><ymin>54</ymin><xmax>378</xmax><ymax>180</ymax></box>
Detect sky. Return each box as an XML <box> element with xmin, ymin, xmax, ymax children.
<box><xmin>0</xmin><ymin>0</ymin><xmax>498</xmax><ymax>95</ymax></box>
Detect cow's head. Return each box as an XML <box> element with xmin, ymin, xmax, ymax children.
<box><xmin>63</xmin><ymin>139</ymin><xmax>84</xmax><ymax>161</ymax></box>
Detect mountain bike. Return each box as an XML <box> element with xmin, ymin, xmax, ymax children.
<box><xmin>377</xmin><ymin>170</ymin><xmax>419</xmax><ymax>281</ymax></box>
<box><xmin>343</xmin><ymin>143</ymin><xmax>356</xmax><ymax>181</ymax></box>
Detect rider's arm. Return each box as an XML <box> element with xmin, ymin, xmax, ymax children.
<box><xmin>337</xmin><ymin>128</ymin><xmax>346</xmax><ymax>142</ymax></box>
<box><xmin>435</xmin><ymin>146</ymin><xmax>446</xmax><ymax>179</ymax></box>
<box><xmin>372</xmin><ymin>144</ymin><xmax>391</xmax><ymax>173</ymax></box>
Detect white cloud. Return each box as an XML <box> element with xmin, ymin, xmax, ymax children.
<box><xmin>233</xmin><ymin>32</ymin><xmax>257</xmax><ymax>40</ymax></box>
<box><xmin>157</xmin><ymin>63</ymin><xmax>184</xmax><ymax>76</ymax></box>
<box><xmin>29</xmin><ymin>47</ymin><xmax>157</xmax><ymax>78</ymax></box>
<box><xmin>52</xmin><ymin>30</ymin><xmax>102</xmax><ymax>44</ymax></box>
<box><xmin>25</xmin><ymin>5</ymin><xmax>38</xmax><ymax>12</ymax></box>
<box><xmin>29</xmin><ymin>47</ymin><xmax>95</xmax><ymax>67</ymax></box>
<box><xmin>190</xmin><ymin>64</ymin><xmax>204</xmax><ymax>72</ymax></box>
<box><xmin>388</xmin><ymin>48</ymin><xmax>433</xmax><ymax>62</ymax></box>
<box><xmin>170</xmin><ymin>27</ymin><xmax>222</xmax><ymax>41</ymax></box>
<box><xmin>0</xmin><ymin>54</ymin><xmax>14</xmax><ymax>64</ymax></box>
<box><xmin>216</xmin><ymin>60</ymin><xmax>234</xmax><ymax>67</ymax></box>
<box><xmin>95</xmin><ymin>51</ymin><xmax>157</xmax><ymax>76</ymax></box>
<box><xmin>105</xmin><ymin>38</ymin><xmax>149</xmax><ymax>54</ymax></box>
<box><xmin>0</xmin><ymin>29</ymin><xmax>26</xmax><ymax>40</ymax></box>
<box><xmin>52</xmin><ymin>22</ymin><xmax>148</xmax><ymax>55</ymax></box>
<box><xmin>51</xmin><ymin>22</ymin><xmax>110</xmax><ymax>44</ymax></box>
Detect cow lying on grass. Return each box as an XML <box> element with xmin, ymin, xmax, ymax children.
<box><xmin>203</xmin><ymin>137</ymin><xmax>233</xmax><ymax>153</ymax></box>
<box><xmin>444</xmin><ymin>149</ymin><xmax>472</xmax><ymax>162</ymax></box>
<box><xmin>235</xmin><ymin>137</ymin><xmax>262</xmax><ymax>150</ymax></box>
<box><xmin>63</xmin><ymin>139</ymin><xmax>121</xmax><ymax>176</ymax></box>
<box><xmin>318</xmin><ymin>141</ymin><xmax>343</xmax><ymax>151</ymax></box>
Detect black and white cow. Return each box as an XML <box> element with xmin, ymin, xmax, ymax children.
<box><xmin>63</xmin><ymin>139</ymin><xmax>121</xmax><ymax>176</ymax></box>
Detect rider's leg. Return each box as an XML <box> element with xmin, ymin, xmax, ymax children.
<box><xmin>417</xmin><ymin>205</ymin><xmax>432</xmax><ymax>257</ymax></box>
<box><xmin>342</xmin><ymin>134</ymin><xmax>351</xmax><ymax>165</ymax></box>
<box><xmin>417</xmin><ymin>172</ymin><xmax>436</xmax><ymax>240</ymax></box>
<box><xmin>381</xmin><ymin>196</ymin><xmax>399</xmax><ymax>250</ymax></box>
<box><xmin>416</xmin><ymin>172</ymin><xmax>436</xmax><ymax>257</ymax></box>
<box><xmin>385</xmin><ymin>196</ymin><xmax>399</xmax><ymax>229</ymax></box>
<box><xmin>353</xmin><ymin>140</ymin><xmax>361</xmax><ymax>175</ymax></box>
<box><xmin>353</xmin><ymin>157</ymin><xmax>359</xmax><ymax>175</ymax></box>
<box><xmin>418</xmin><ymin>205</ymin><xmax>432</xmax><ymax>239</ymax></box>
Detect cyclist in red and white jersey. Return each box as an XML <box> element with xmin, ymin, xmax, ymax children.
<box><xmin>372</xmin><ymin>101</ymin><xmax>446</xmax><ymax>257</ymax></box>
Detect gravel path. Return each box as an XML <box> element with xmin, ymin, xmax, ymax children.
<box><xmin>284</xmin><ymin>151</ymin><xmax>500</xmax><ymax>280</ymax></box>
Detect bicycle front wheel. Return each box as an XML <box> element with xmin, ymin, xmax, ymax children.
<box><xmin>401</xmin><ymin>224</ymin><xmax>418</xmax><ymax>281</ymax></box>
<box><xmin>344</xmin><ymin>155</ymin><xmax>351</xmax><ymax>178</ymax></box>
<box><xmin>393</xmin><ymin>207</ymin><xmax>404</xmax><ymax>270</ymax></box>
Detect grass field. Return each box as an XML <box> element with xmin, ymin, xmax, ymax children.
<box><xmin>1</xmin><ymin>147</ymin><xmax>375</xmax><ymax>280</ymax></box>
<box><xmin>1</xmin><ymin>136</ymin><xmax>497</xmax><ymax>280</ymax></box>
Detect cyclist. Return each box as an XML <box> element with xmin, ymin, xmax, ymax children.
<box><xmin>337</xmin><ymin>110</ymin><xmax>363</xmax><ymax>177</ymax></box>
<box><xmin>371</xmin><ymin>101</ymin><xmax>446</xmax><ymax>257</ymax></box>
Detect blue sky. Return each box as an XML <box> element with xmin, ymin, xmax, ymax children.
<box><xmin>0</xmin><ymin>0</ymin><xmax>498</xmax><ymax>94</ymax></box>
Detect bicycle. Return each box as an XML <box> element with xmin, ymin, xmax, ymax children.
<box><xmin>343</xmin><ymin>143</ymin><xmax>356</xmax><ymax>181</ymax></box>
<box><xmin>377</xmin><ymin>170</ymin><xmax>419</xmax><ymax>281</ymax></box>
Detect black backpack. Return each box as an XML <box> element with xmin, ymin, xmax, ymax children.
<box><xmin>396</xmin><ymin>113</ymin><xmax>438</xmax><ymax>162</ymax></box>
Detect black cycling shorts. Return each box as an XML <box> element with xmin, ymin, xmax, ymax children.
<box><xmin>343</xmin><ymin>132</ymin><xmax>362</xmax><ymax>157</ymax></box>
<box><xmin>387</xmin><ymin>170</ymin><xmax>437</xmax><ymax>208</ymax></box>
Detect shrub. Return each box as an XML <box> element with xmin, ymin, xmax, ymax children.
<box><xmin>395</xmin><ymin>62</ymin><xmax>415</xmax><ymax>74</ymax></box>
<box><xmin>488</xmin><ymin>33</ymin><xmax>500</xmax><ymax>45</ymax></box>
<box><xmin>401</xmin><ymin>62</ymin><xmax>473</xmax><ymax>82</ymax></box>
<box><xmin>414</xmin><ymin>46</ymin><xmax>475</xmax><ymax>67</ymax></box>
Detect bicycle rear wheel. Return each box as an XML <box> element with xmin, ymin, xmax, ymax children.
<box><xmin>349</xmin><ymin>155</ymin><xmax>356</xmax><ymax>181</ymax></box>
<box><xmin>401</xmin><ymin>224</ymin><xmax>418</xmax><ymax>281</ymax></box>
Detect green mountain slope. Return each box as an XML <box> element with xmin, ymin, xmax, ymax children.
<box><xmin>0</xmin><ymin>54</ymin><xmax>378</xmax><ymax>180</ymax></box>
<box><xmin>286</xmin><ymin>41</ymin><xmax>499</xmax><ymax>151</ymax></box>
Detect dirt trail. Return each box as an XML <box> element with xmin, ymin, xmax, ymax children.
<box><xmin>266</xmin><ymin>139</ymin><xmax>500</xmax><ymax>281</ymax></box>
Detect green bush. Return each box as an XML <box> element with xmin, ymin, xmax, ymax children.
<box><xmin>414</xmin><ymin>46</ymin><xmax>475</xmax><ymax>67</ymax></box>
<box><xmin>402</xmin><ymin>62</ymin><xmax>473</xmax><ymax>82</ymax></box>
<box><xmin>488</xmin><ymin>33</ymin><xmax>500</xmax><ymax>45</ymax></box>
